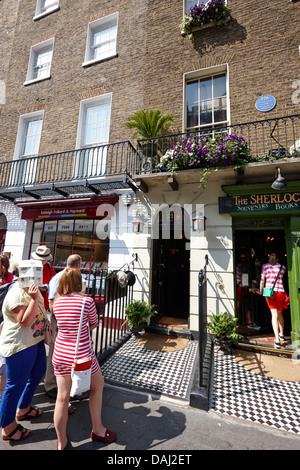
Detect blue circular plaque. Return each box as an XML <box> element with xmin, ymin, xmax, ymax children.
<box><xmin>255</xmin><ymin>95</ymin><xmax>276</xmax><ymax>112</ymax></box>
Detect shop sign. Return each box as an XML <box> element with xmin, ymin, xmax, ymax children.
<box><xmin>255</xmin><ymin>95</ymin><xmax>276</xmax><ymax>112</ymax></box>
<box><xmin>219</xmin><ymin>192</ymin><xmax>300</xmax><ymax>214</ymax></box>
<box><xmin>21</xmin><ymin>207</ymin><xmax>96</xmax><ymax>220</ymax></box>
<box><xmin>38</xmin><ymin>208</ymin><xmax>87</xmax><ymax>218</ymax></box>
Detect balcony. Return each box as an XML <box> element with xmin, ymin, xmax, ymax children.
<box><xmin>0</xmin><ymin>115</ymin><xmax>299</xmax><ymax>202</ymax></box>
<box><xmin>0</xmin><ymin>141</ymin><xmax>137</xmax><ymax>202</ymax></box>
<box><xmin>132</xmin><ymin>114</ymin><xmax>300</xmax><ymax>190</ymax></box>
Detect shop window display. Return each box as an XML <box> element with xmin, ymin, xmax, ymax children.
<box><xmin>30</xmin><ymin>218</ymin><xmax>109</xmax><ymax>270</ymax></box>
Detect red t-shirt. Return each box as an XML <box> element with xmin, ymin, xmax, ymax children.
<box><xmin>42</xmin><ymin>262</ymin><xmax>56</xmax><ymax>310</ymax></box>
<box><xmin>0</xmin><ymin>272</ymin><xmax>14</xmax><ymax>286</ymax></box>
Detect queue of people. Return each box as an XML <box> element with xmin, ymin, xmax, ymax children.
<box><xmin>0</xmin><ymin>243</ymin><xmax>292</xmax><ymax>448</ymax></box>
<box><xmin>0</xmin><ymin>246</ymin><xmax>116</xmax><ymax>449</ymax></box>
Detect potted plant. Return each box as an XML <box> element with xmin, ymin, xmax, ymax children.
<box><xmin>126</xmin><ymin>109</ymin><xmax>175</xmax><ymax>170</ymax></box>
<box><xmin>122</xmin><ymin>300</ymin><xmax>157</xmax><ymax>334</ymax></box>
<box><xmin>207</xmin><ymin>312</ymin><xmax>243</xmax><ymax>351</ymax></box>
<box><xmin>126</xmin><ymin>109</ymin><xmax>175</xmax><ymax>140</ymax></box>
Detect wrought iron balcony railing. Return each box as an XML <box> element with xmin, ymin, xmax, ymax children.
<box><xmin>0</xmin><ymin>115</ymin><xmax>299</xmax><ymax>201</ymax></box>
<box><xmin>0</xmin><ymin>140</ymin><xmax>137</xmax><ymax>200</ymax></box>
<box><xmin>134</xmin><ymin>114</ymin><xmax>300</xmax><ymax>174</ymax></box>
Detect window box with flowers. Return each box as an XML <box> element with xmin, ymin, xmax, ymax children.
<box><xmin>181</xmin><ymin>0</ymin><xmax>231</xmax><ymax>40</ymax></box>
<box><xmin>157</xmin><ymin>133</ymin><xmax>251</xmax><ymax>186</ymax></box>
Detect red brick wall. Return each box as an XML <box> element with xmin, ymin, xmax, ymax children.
<box><xmin>0</xmin><ymin>0</ymin><xmax>299</xmax><ymax>161</ymax></box>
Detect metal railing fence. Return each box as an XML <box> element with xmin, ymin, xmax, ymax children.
<box><xmin>0</xmin><ymin>115</ymin><xmax>299</xmax><ymax>191</ymax></box>
<box><xmin>0</xmin><ymin>140</ymin><xmax>136</xmax><ymax>189</ymax></box>
<box><xmin>198</xmin><ymin>255</ymin><xmax>208</xmax><ymax>387</ymax></box>
<box><xmin>86</xmin><ymin>269</ymin><xmax>133</xmax><ymax>362</ymax></box>
<box><xmin>134</xmin><ymin>114</ymin><xmax>300</xmax><ymax>174</ymax></box>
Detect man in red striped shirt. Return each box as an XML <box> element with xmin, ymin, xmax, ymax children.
<box><xmin>260</xmin><ymin>252</ymin><xmax>290</xmax><ymax>349</ymax></box>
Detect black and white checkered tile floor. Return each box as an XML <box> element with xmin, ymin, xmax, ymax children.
<box><xmin>102</xmin><ymin>336</ymin><xmax>300</xmax><ymax>434</ymax></box>
<box><xmin>101</xmin><ymin>335</ymin><xmax>198</xmax><ymax>400</ymax></box>
<box><xmin>211</xmin><ymin>351</ymin><xmax>300</xmax><ymax>434</ymax></box>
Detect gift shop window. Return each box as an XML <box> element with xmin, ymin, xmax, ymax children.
<box><xmin>30</xmin><ymin>219</ymin><xmax>109</xmax><ymax>270</ymax></box>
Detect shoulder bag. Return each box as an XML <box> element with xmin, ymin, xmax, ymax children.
<box><xmin>70</xmin><ymin>297</ymin><xmax>93</xmax><ymax>397</ymax></box>
<box><xmin>263</xmin><ymin>265</ymin><xmax>282</xmax><ymax>298</ymax></box>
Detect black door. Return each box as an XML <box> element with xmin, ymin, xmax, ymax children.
<box><xmin>151</xmin><ymin>210</ymin><xmax>190</xmax><ymax>319</ymax></box>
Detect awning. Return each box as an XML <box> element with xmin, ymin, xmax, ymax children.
<box><xmin>0</xmin><ymin>176</ymin><xmax>134</xmax><ymax>203</ymax></box>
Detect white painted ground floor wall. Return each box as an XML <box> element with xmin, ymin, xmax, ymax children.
<box><xmin>0</xmin><ymin>176</ymin><xmax>236</xmax><ymax>336</ymax></box>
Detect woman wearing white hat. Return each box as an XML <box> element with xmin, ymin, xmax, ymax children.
<box><xmin>31</xmin><ymin>246</ymin><xmax>56</xmax><ymax>311</ymax></box>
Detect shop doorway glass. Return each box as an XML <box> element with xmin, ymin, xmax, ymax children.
<box><xmin>234</xmin><ymin>224</ymin><xmax>291</xmax><ymax>337</ymax></box>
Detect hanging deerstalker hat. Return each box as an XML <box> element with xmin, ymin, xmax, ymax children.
<box><xmin>125</xmin><ymin>270</ymin><xmax>136</xmax><ymax>286</ymax></box>
<box><xmin>117</xmin><ymin>270</ymin><xmax>128</xmax><ymax>288</ymax></box>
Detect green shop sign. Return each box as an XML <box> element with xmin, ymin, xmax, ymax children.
<box><xmin>219</xmin><ymin>192</ymin><xmax>300</xmax><ymax>214</ymax></box>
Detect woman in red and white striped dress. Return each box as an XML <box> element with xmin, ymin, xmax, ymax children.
<box><xmin>260</xmin><ymin>252</ymin><xmax>290</xmax><ymax>349</ymax></box>
<box><xmin>52</xmin><ymin>268</ymin><xmax>116</xmax><ymax>450</ymax></box>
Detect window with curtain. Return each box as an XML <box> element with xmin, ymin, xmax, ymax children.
<box><xmin>83</xmin><ymin>102</ymin><xmax>111</xmax><ymax>147</ymax></box>
<box><xmin>91</xmin><ymin>23</ymin><xmax>117</xmax><ymax>61</ymax></box>
<box><xmin>33</xmin><ymin>46</ymin><xmax>53</xmax><ymax>80</ymax></box>
<box><xmin>186</xmin><ymin>73</ymin><xmax>228</xmax><ymax>133</ymax></box>
<box><xmin>25</xmin><ymin>38</ymin><xmax>54</xmax><ymax>84</ymax></box>
<box><xmin>83</xmin><ymin>12</ymin><xmax>118</xmax><ymax>66</ymax></box>
<box><xmin>23</xmin><ymin>118</ymin><xmax>43</xmax><ymax>156</ymax></box>
<box><xmin>75</xmin><ymin>93</ymin><xmax>112</xmax><ymax>177</ymax></box>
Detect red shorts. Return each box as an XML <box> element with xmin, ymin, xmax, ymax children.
<box><xmin>237</xmin><ymin>286</ymin><xmax>243</xmax><ymax>302</ymax></box>
<box><xmin>265</xmin><ymin>291</ymin><xmax>290</xmax><ymax>311</ymax></box>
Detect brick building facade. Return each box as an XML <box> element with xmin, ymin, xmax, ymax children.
<box><xmin>1</xmin><ymin>1</ymin><xmax>299</xmax><ymax>160</ymax></box>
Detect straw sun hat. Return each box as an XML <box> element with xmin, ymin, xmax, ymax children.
<box><xmin>31</xmin><ymin>245</ymin><xmax>52</xmax><ymax>261</ymax></box>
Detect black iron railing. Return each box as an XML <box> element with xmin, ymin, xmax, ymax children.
<box><xmin>0</xmin><ymin>115</ymin><xmax>299</xmax><ymax>191</ymax></box>
<box><xmin>134</xmin><ymin>114</ymin><xmax>300</xmax><ymax>174</ymax></box>
<box><xmin>198</xmin><ymin>254</ymin><xmax>208</xmax><ymax>388</ymax></box>
<box><xmin>86</xmin><ymin>269</ymin><xmax>133</xmax><ymax>362</ymax></box>
<box><xmin>0</xmin><ymin>141</ymin><xmax>136</xmax><ymax>189</ymax></box>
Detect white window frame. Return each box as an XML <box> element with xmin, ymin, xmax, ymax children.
<box><xmin>82</xmin><ymin>12</ymin><xmax>118</xmax><ymax>67</ymax></box>
<box><xmin>183</xmin><ymin>64</ymin><xmax>230</xmax><ymax>134</ymax></box>
<box><xmin>75</xmin><ymin>93</ymin><xmax>112</xmax><ymax>178</ymax></box>
<box><xmin>34</xmin><ymin>0</ymin><xmax>60</xmax><ymax>21</ymax></box>
<box><xmin>185</xmin><ymin>0</ymin><xmax>207</xmax><ymax>13</ymax></box>
<box><xmin>12</xmin><ymin>111</ymin><xmax>44</xmax><ymax>186</ymax></box>
<box><xmin>24</xmin><ymin>38</ymin><xmax>54</xmax><ymax>86</ymax></box>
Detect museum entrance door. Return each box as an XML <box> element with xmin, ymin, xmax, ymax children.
<box><xmin>234</xmin><ymin>225</ymin><xmax>291</xmax><ymax>337</ymax></box>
